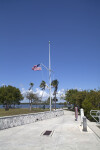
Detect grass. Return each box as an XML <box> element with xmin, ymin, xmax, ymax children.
<box><xmin>0</xmin><ymin>108</ymin><xmax>49</xmax><ymax>117</ymax></box>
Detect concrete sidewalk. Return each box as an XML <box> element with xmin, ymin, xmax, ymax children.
<box><xmin>0</xmin><ymin>110</ymin><xmax>100</xmax><ymax>150</ymax></box>
<box><xmin>87</xmin><ymin>120</ymin><xmax>100</xmax><ymax>139</ymax></box>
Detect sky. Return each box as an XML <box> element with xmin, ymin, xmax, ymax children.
<box><xmin>0</xmin><ymin>0</ymin><xmax>100</xmax><ymax>102</ymax></box>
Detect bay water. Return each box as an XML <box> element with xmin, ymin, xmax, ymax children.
<box><xmin>0</xmin><ymin>104</ymin><xmax>65</xmax><ymax>109</ymax></box>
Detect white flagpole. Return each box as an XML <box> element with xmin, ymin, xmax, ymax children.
<box><xmin>49</xmin><ymin>41</ymin><xmax>52</xmax><ymax>112</ymax></box>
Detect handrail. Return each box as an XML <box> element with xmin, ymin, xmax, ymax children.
<box><xmin>90</xmin><ymin>110</ymin><xmax>100</xmax><ymax>124</ymax></box>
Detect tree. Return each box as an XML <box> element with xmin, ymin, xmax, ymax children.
<box><xmin>40</xmin><ymin>80</ymin><xmax>46</xmax><ymax>100</ymax></box>
<box><xmin>27</xmin><ymin>82</ymin><xmax>34</xmax><ymax>110</ymax></box>
<box><xmin>65</xmin><ymin>89</ymin><xmax>88</xmax><ymax>109</ymax></box>
<box><xmin>51</xmin><ymin>79</ymin><xmax>59</xmax><ymax>109</ymax></box>
<box><xmin>65</xmin><ymin>88</ymin><xmax>100</xmax><ymax>121</ymax></box>
<box><xmin>29</xmin><ymin>82</ymin><xmax>34</xmax><ymax>91</ymax></box>
<box><xmin>0</xmin><ymin>85</ymin><xmax>23</xmax><ymax>110</ymax></box>
<box><xmin>26</xmin><ymin>92</ymin><xmax>34</xmax><ymax>110</ymax></box>
<box><xmin>65</xmin><ymin>89</ymin><xmax>78</xmax><ymax>106</ymax></box>
<box><xmin>74</xmin><ymin>90</ymin><xmax>87</xmax><ymax>109</ymax></box>
<box><xmin>33</xmin><ymin>94</ymin><xmax>40</xmax><ymax>108</ymax></box>
<box><xmin>12</xmin><ymin>87</ymin><xmax>24</xmax><ymax>107</ymax></box>
<box><xmin>45</xmin><ymin>97</ymin><xmax>53</xmax><ymax>105</ymax></box>
<box><xmin>82</xmin><ymin>90</ymin><xmax>100</xmax><ymax>119</ymax></box>
<box><xmin>26</xmin><ymin>92</ymin><xmax>40</xmax><ymax>110</ymax></box>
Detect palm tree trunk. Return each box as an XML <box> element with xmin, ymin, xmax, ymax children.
<box><xmin>29</xmin><ymin>100</ymin><xmax>31</xmax><ymax>111</ymax></box>
<box><xmin>36</xmin><ymin>102</ymin><xmax>37</xmax><ymax>108</ymax></box>
<box><xmin>30</xmin><ymin>100</ymin><xmax>32</xmax><ymax>111</ymax></box>
<box><xmin>41</xmin><ymin>90</ymin><xmax>44</xmax><ymax>100</ymax></box>
<box><xmin>55</xmin><ymin>95</ymin><xmax>56</xmax><ymax>110</ymax></box>
<box><xmin>5</xmin><ymin>103</ymin><xmax>9</xmax><ymax>111</ymax></box>
<box><xmin>41</xmin><ymin>90</ymin><xmax>44</xmax><ymax>108</ymax></box>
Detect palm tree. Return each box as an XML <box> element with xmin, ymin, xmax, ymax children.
<box><xmin>51</xmin><ymin>79</ymin><xmax>59</xmax><ymax>109</ymax></box>
<box><xmin>28</xmin><ymin>82</ymin><xmax>34</xmax><ymax>110</ymax></box>
<box><xmin>40</xmin><ymin>80</ymin><xmax>46</xmax><ymax>100</ymax></box>
<box><xmin>29</xmin><ymin>82</ymin><xmax>34</xmax><ymax>91</ymax></box>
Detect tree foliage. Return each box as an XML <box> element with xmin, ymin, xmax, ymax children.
<box><xmin>29</xmin><ymin>82</ymin><xmax>34</xmax><ymax>90</ymax></box>
<box><xmin>51</xmin><ymin>79</ymin><xmax>59</xmax><ymax>109</ymax></box>
<box><xmin>40</xmin><ymin>80</ymin><xmax>46</xmax><ymax>90</ymax></box>
<box><xmin>39</xmin><ymin>80</ymin><xmax>46</xmax><ymax>101</ymax></box>
<box><xmin>45</xmin><ymin>97</ymin><xmax>53</xmax><ymax>105</ymax></box>
<box><xmin>26</xmin><ymin>92</ymin><xmax>40</xmax><ymax>110</ymax></box>
<box><xmin>27</xmin><ymin>82</ymin><xmax>35</xmax><ymax>110</ymax></box>
<box><xmin>0</xmin><ymin>85</ymin><xmax>23</xmax><ymax>110</ymax></box>
<box><xmin>65</xmin><ymin>89</ymin><xmax>100</xmax><ymax>120</ymax></box>
<box><xmin>82</xmin><ymin>90</ymin><xmax>100</xmax><ymax>119</ymax></box>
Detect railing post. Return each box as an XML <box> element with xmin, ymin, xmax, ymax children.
<box><xmin>75</xmin><ymin>107</ymin><xmax>78</xmax><ymax>121</ymax></box>
<box><xmin>99</xmin><ymin>116</ymin><xmax>100</xmax><ymax>124</ymax></box>
<box><xmin>83</xmin><ymin>116</ymin><xmax>87</xmax><ymax>132</ymax></box>
<box><xmin>97</xmin><ymin>111</ymin><xmax>100</xmax><ymax>124</ymax></box>
<box><xmin>80</xmin><ymin>108</ymin><xmax>84</xmax><ymax>125</ymax></box>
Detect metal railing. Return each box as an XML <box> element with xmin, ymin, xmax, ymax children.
<box><xmin>90</xmin><ymin>110</ymin><xmax>100</xmax><ymax>124</ymax></box>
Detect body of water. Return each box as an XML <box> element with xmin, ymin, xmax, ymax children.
<box><xmin>0</xmin><ymin>104</ymin><xmax>65</xmax><ymax>109</ymax></box>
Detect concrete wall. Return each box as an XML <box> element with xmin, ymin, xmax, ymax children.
<box><xmin>0</xmin><ymin>109</ymin><xmax>64</xmax><ymax>130</ymax></box>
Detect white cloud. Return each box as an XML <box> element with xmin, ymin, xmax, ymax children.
<box><xmin>1</xmin><ymin>83</ymin><xmax>5</xmax><ymax>86</ymax></box>
<box><xmin>57</xmin><ymin>89</ymin><xmax>65</xmax><ymax>98</ymax></box>
<box><xmin>35</xmin><ymin>88</ymin><xmax>49</xmax><ymax>99</ymax></box>
<box><xmin>21</xmin><ymin>88</ymin><xmax>49</xmax><ymax>101</ymax></box>
<box><xmin>21</xmin><ymin>87</ymin><xmax>66</xmax><ymax>102</ymax></box>
<box><xmin>21</xmin><ymin>88</ymin><xmax>26</xmax><ymax>94</ymax></box>
<box><xmin>56</xmin><ymin>89</ymin><xmax>66</xmax><ymax>102</ymax></box>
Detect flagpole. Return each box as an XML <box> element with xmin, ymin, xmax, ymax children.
<box><xmin>49</xmin><ymin>41</ymin><xmax>52</xmax><ymax>112</ymax></box>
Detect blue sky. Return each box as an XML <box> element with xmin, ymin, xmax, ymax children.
<box><xmin>0</xmin><ymin>0</ymin><xmax>100</xmax><ymax>101</ymax></box>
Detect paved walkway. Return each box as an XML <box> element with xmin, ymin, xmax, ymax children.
<box><xmin>87</xmin><ymin>120</ymin><xmax>100</xmax><ymax>139</ymax></box>
<box><xmin>0</xmin><ymin>110</ymin><xmax>100</xmax><ymax>150</ymax></box>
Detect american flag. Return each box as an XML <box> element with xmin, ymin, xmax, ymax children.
<box><xmin>32</xmin><ymin>64</ymin><xmax>42</xmax><ymax>71</ymax></box>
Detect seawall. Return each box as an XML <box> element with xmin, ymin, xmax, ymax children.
<box><xmin>0</xmin><ymin>109</ymin><xmax>64</xmax><ymax>130</ymax></box>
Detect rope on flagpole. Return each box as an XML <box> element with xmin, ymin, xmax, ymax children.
<box><xmin>41</xmin><ymin>63</ymin><xmax>54</xmax><ymax>73</ymax></box>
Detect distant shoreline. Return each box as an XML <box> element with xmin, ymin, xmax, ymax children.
<box><xmin>0</xmin><ymin>103</ymin><xmax>66</xmax><ymax>109</ymax></box>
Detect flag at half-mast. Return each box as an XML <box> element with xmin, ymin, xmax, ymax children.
<box><xmin>32</xmin><ymin>64</ymin><xmax>42</xmax><ymax>71</ymax></box>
